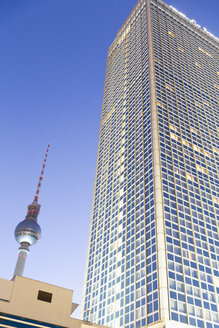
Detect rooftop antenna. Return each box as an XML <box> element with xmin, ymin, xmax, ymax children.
<box><xmin>13</xmin><ymin>144</ymin><xmax>50</xmax><ymax>278</ymax></box>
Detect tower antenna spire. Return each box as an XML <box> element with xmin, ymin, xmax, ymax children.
<box><xmin>13</xmin><ymin>144</ymin><xmax>50</xmax><ymax>278</ymax></box>
<box><xmin>34</xmin><ymin>143</ymin><xmax>50</xmax><ymax>202</ymax></box>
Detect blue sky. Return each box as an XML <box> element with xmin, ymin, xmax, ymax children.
<box><xmin>0</xmin><ymin>0</ymin><xmax>218</xmax><ymax>319</ymax></box>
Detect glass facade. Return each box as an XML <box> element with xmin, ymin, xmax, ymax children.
<box><xmin>82</xmin><ymin>1</ymin><xmax>219</xmax><ymax>328</ymax></box>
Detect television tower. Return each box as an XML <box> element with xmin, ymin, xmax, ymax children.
<box><xmin>13</xmin><ymin>144</ymin><xmax>50</xmax><ymax>278</ymax></box>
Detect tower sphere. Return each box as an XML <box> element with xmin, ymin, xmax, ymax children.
<box><xmin>14</xmin><ymin>219</ymin><xmax>41</xmax><ymax>246</ymax></box>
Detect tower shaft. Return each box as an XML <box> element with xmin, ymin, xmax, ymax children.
<box><xmin>13</xmin><ymin>243</ymin><xmax>30</xmax><ymax>277</ymax></box>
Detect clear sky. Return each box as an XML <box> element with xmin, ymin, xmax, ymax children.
<box><xmin>0</xmin><ymin>0</ymin><xmax>218</xmax><ymax>319</ymax></box>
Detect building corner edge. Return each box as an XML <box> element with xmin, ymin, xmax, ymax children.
<box><xmin>145</xmin><ymin>0</ymin><xmax>169</xmax><ymax>321</ymax></box>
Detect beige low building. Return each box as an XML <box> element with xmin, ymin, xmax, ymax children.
<box><xmin>0</xmin><ymin>276</ymin><xmax>106</xmax><ymax>328</ymax></box>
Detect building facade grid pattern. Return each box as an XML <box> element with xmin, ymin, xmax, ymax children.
<box><xmin>82</xmin><ymin>1</ymin><xmax>219</xmax><ymax>328</ymax></box>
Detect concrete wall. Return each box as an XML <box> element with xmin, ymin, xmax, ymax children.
<box><xmin>0</xmin><ymin>276</ymin><xmax>107</xmax><ymax>328</ymax></box>
<box><xmin>0</xmin><ymin>278</ymin><xmax>13</xmax><ymax>301</ymax></box>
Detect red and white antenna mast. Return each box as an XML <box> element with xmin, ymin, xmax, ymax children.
<box><xmin>34</xmin><ymin>143</ymin><xmax>50</xmax><ymax>202</ymax></box>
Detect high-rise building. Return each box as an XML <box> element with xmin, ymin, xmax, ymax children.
<box><xmin>82</xmin><ymin>0</ymin><xmax>219</xmax><ymax>328</ymax></box>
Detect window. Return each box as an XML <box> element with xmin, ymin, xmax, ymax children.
<box><xmin>37</xmin><ymin>290</ymin><xmax>52</xmax><ymax>303</ymax></box>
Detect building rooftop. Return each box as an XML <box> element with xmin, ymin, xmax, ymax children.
<box><xmin>0</xmin><ymin>276</ymin><xmax>106</xmax><ymax>328</ymax></box>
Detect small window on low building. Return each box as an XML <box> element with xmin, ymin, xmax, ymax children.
<box><xmin>37</xmin><ymin>290</ymin><xmax>52</xmax><ymax>303</ymax></box>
